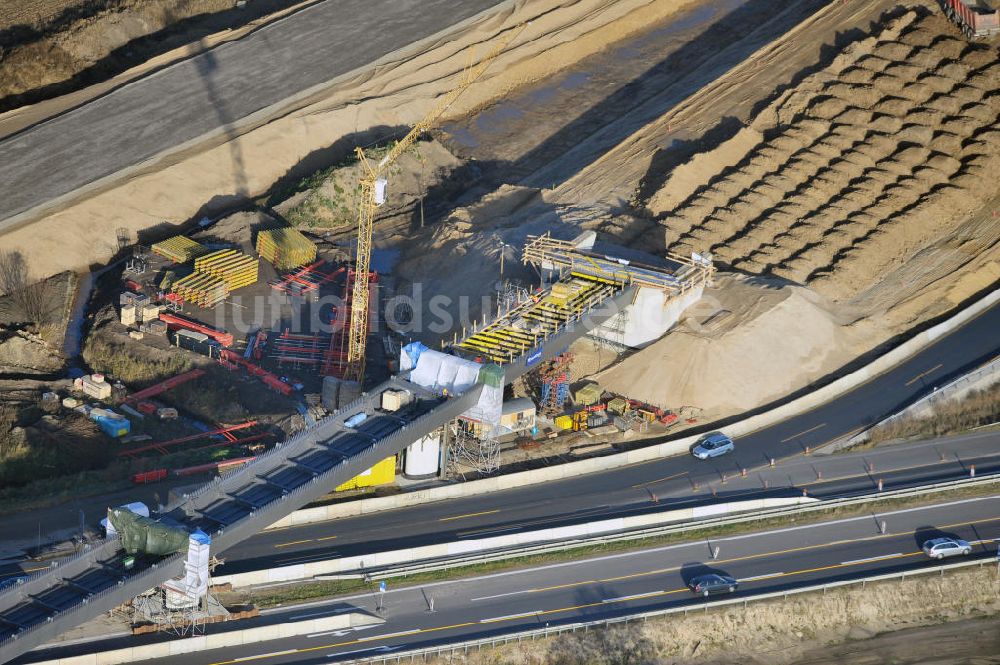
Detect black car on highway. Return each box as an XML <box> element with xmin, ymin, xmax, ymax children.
<box><xmin>687</xmin><ymin>573</ymin><xmax>739</xmax><ymax>597</ymax></box>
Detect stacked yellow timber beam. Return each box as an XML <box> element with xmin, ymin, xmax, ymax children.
<box><xmin>256</xmin><ymin>228</ymin><xmax>317</xmax><ymax>270</ymax></box>
<box><xmin>169</xmin><ymin>249</ymin><xmax>259</xmax><ymax>308</ymax></box>
<box><xmin>171</xmin><ymin>273</ymin><xmax>229</xmax><ymax>308</ymax></box>
<box><xmin>194</xmin><ymin>249</ymin><xmax>259</xmax><ymax>290</ymax></box>
<box><xmin>151</xmin><ymin>236</ymin><xmax>206</xmax><ymax>263</ymax></box>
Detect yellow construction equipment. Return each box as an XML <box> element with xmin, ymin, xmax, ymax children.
<box><xmin>343</xmin><ymin>25</ymin><xmax>524</xmax><ymax>382</ymax></box>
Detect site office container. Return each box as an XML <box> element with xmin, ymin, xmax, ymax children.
<box><xmin>172</xmin><ymin>329</ymin><xmax>218</xmax><ymax>357</ymax></box>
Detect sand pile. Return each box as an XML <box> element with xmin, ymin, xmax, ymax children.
<box><xmin>593</xmin><ymin>274</ymin><xmax>862</xmax><ymax>416</ymax></box>
<box><xmin>647</xmin><ymin>11</ymin><xmax>1000</xmax><ymax>301</ymax></box>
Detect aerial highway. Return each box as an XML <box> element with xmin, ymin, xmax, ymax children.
<box><xmin>0</xmin><ymin>302</ymin><xmax>996</xmax><ymax>584</ymax></box>
<box><xmin>207</xmin><ymin>299</ymin><xmax>1000</xmax><ymax>574</ymax></box>
<box><xmin>0</xmin><ymin>0</ymin><xmax>504</xmax><ymax>229</ymax></box>
<box><xmin>219</xmin><ymin>428</ymin><xmax>1000</xmax><ymax>573</ymax></box>
<box><xmin>20</xmin><ymin>493</ymin><xmax>1000</xmax><ymax>665</ymax></box>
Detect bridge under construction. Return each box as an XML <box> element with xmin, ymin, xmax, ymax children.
<box><xmin>0</xmin><ymin>240</ymin><xmax>682</xmax><ymax>664</ymax></box>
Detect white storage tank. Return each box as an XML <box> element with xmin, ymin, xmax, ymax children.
<box><xmin>404</xmin><ymin>431</ymin><xmax>440</xmax><ymax>478</ymax></box>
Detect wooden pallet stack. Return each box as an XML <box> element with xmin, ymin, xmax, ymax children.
<box><xmin>256</xmin><ymin>228</ymin><xmax>317</xmax><ymax>270</ymax></box>
<box><xmin>151</xmin><ymin>236</ymin><xmax>207</xmax><ymax>263</ymax></box>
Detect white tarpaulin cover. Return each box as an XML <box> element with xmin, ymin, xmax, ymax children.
<box><xmin>404</xmin><ymin>346</ymin><xmax>504</xmax><ymax>428</ymax></box>
<box><xmin>410</xmin><ymin>348</ymin><xmax>480</xmax><ymax>394</ymax></box>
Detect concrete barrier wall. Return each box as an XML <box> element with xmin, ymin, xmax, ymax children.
<box><xmin>265</xmin><ymin>287</ymin><xmax>1000</xmax><ymax>531</ymax></box>
<box><xmin>32</xmin><ymin>613</ymin><xmax>381</xmax><ymax>665</ymax></box>
<box><xmin>222</xmin><ymin>496</ymin><xmax>815</xmax><ymax>587</ymax></box>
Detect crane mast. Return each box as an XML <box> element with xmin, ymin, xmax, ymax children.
<box><xmin>344</xmin><ymin>25</ymin><xmax>524</xmax><ymax>383</ymax></box>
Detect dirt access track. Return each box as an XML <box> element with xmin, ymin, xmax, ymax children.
<box><xmin>0</xmin><ymin>0</ymin><xmax>714</xmax><ymax>276</ymax></box>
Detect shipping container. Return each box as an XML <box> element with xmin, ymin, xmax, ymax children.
<box><xmin>95</xmin><ymin>414</ymin><xmax>131</xmax><ymax>438</ymax></box>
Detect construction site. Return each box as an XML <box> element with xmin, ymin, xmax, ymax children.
<box><xmin>0</xmin><ymin>0</ymin><xmax>998</xmax><ymax>661</ymax></box>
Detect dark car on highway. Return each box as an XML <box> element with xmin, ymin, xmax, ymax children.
<box><xmin>687</xmin><ymin>573</ymin><xmax>739</xmax><ymax>597</ymax></box>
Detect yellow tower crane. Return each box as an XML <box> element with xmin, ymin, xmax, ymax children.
<box><xmin>344</xmin><ymin>25</ymin><xmax>525</xmax><ymax>383</ymax></box>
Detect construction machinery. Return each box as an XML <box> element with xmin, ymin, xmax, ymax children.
<box><xmin>944</xmin><ymin>0</ymin><xmax>1000</xmax><ymax>38</ymax></box>
<box><xmin>343</xmin><ymin>25</ymin><xmax>524</xmax><ymax>383</ymax></box>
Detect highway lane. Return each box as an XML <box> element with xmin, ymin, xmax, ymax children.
<box><xmin>220</xmin><ymin>428</ymin><xmax>1000</xmax><ymax>574</ymax></box>
<box><xmin>210</xmin><ymin>289</ymin><xmax>1000</xmax><ymax>571</ymax></box>
<box><xmin>0</xmin><ymin>0</ymin><xmax>504</xmax><ymax>227</ymax></box>
<box><xmin>20</xmin><ymin>493</ymin><xmax>1000</xmax><ymax>665</ymax></box>
<box><xmin>2</xmin><ymin>302</ymin><xmax>997</xmax><ymax>582</ymax></box>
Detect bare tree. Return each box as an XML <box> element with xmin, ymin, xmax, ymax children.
<box><xmin>0</xmin><ymin>250</ymin><xmax>48</xmax><ymax>327</ymax></box>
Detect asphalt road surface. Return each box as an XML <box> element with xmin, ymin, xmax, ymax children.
<box><xmin>205</xmin><ymin>300</ymin><xmax>1000</xmax><ymax>574</ymax></box>
<box><xmin>1</xmin><ymin>303</ymin><xmax>995</xmax><ymax>583</ymax></box>
<box><xmin>0</xmin><ymin>302</ymin><xmax>996</xmax><ymax>586</ymax></box>
<box><xmin>20</xmin><ymin>494</ymin><xmax>1000</xmax><ymax>665</ymax></box>
<box><xmin>0</xmin><ymin>0</ymin><xmax>504</xmax><ymax>228</ymax></box>
<box><xmin>217</xmin><ymin>428</ymin><xmax>1000</xmax><ymax>574</ymax></box>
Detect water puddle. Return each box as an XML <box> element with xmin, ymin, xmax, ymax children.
<box><xmin>62</xmin><ymin>271</ymin><xmax>92</xmax><ymax>359</ymax></box>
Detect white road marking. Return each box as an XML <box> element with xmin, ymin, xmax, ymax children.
<box><xmin>841</xmin><ymin>553</ymin><xmax>902</xmax><ymax>566</ymax></box>
<box><xmin>601</xmin><ymin>591</ymin><xmax>662</xmax><ymax>603</ymax></box>
<box><xmin>255</xmin><ymin>495</ymin><xmax>1000</xmax><ymax>608</ymax></box>
<box><xmin>232</xmin><ymin>650</ymin><xmax>296</xmax><ymax>662</ymax></box>
<box><xmin>355</xmin><ymin>628</ymin><xmax>420</xmax><ymax>642</ymax></box>
<box><xmin>740</xmin><ymin>572</ymin><xmax>783</xmax><ymax>582</ymax></box>
<box><xmin>470</xmin><ymin>589</ymin><xmax>532</xmax><ymax>602</ymax></box>
<box><xmin>307</xmin><ymin>625</ymin><xmax>376</xmax><ymax>638</ymax></box>
<box><xmin>480</xmin><ymin>610</ymin><xmax>540</xmax><ymax>623</ymax></box>
<box><xmin>277</xmin><ymin>552</ymin><xmax>340</xmax><ymax>565</ymax></box>
<box><xmin>328</xmin><ymin>646</ymin><xmax>395</xmax><ymax>657</ymax></box>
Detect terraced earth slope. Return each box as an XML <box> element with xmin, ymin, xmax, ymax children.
<box><xmin>651</xmin><ymin>11</ymin><xmax>1000</xmax><ymax>302</ymax></box>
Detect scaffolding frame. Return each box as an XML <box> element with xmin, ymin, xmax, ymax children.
<box><xmin>448</xmin><ymin>419</ymin><xmax>501</xmax><ymax>476</ymax></box>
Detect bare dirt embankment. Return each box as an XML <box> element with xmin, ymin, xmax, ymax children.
<box><xmin>656</xmin><ymin>11</ymin><xmax>1000</xmax><ymax>305</ymax></box>
<box><xmin>0</xmin><ymin>0</ymin><xmax>703</xmax><ymax>279</ymax></box>
<box><xmin>584</xmin><ymin>9</ymin><xmax>1000</xmax><ymax>416</ymax></box>
<box><xmin>385</xmin><ymin>3</ymin><xmax>1000</xmax><ymax>420</ymax></box>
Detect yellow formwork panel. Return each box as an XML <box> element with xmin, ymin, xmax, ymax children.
<box><xmin>475</xmin><ymin>329</ymin><xmax>530</xmax><ymax>350</ymax></box>
<box><xmin>257</xmin><ymin>228</ymin><xmax>317</xmax><ymax>270</ymax></box>
<box><xmin>335</xmin><ymin>456</ymin><xmax>396</xmax><ymax>491</ymax></box>
<box><xmin>193</xmin><ymin>249</ymin><xmax>259</xmax><ymax>291</ymax></box>
<box><xmin>570</xmin><ymin>270</ymin><xmax>622</xmax><ymax>286</ymax></box>
<box><xmin>152</xmin><ymin>236</ymin><xmax>207</xmax><ymax>263</ymax></box>
<box><xmin>194</xmin><ymin>249</ymin><xmax>236</xmax><ymax>270</ymax></box>
<box><xmin>171</xmin><ymin>272</ymin><xmax>229</xmax><ymax>308</ymax></box>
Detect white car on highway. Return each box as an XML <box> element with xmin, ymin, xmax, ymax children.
<box><xmin>691</xmin><ymin>433</ymin><xmax>735</xmax><ymax>460</ymax></box>
<box><xmin>922</xmin><ymin>537</ymin><xmax>971</xmax><ymax>559</ymax></box>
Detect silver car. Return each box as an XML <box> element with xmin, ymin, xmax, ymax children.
<box><xmin>922</xmin><ymin>537</ymin><xmax>971</xmax><ymax>559</ymax></box>
<box><xmin>692</xmin><ymin>433</ymin><xmax>734</xmax><ymax>460</ymax></box>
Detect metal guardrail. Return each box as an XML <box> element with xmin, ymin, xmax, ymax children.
<box><xmin>859</xmin><ymin>355</ymin><xmax>1000</xmax><ymax>438</ymax></box>
<box><xmin>352</xmin><ymin>556</ymin><xmax>996</xmax><ymax>664</ymax></box>
<box><xmin>354</xmin><ymin>472</ymin><xmax>1000</xmax><ymax>581</ymax></box>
